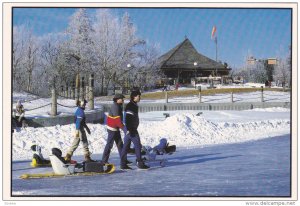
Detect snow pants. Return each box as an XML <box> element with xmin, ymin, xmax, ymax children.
<box><xmin>102</xmin><ymin>130</ymin><xmax>124</xmax><ymax>163</ymax></box>
<box><xmin>67</xmin><ymin>129</ymin><xmax>90</xmax><ymax>157</ymax></box>
<box><xmin>120</xmin><ymin>132</ymin><xmax>142</xmax><ymax>167</ymax></box>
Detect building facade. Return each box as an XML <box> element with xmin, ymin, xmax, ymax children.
<box><xmin>157</xmin><ymin>38</ymin><xmax>231</xmax><ymax>86</ymax></box>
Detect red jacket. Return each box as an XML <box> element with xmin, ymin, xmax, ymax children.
<box><xmin>106</xmin><ymin>115</ymin><xmax>124</xmax><ymax>131</ymax></box>
<box><xmin>106</xmin><ymin>102</ymin><xmax>124</xmax><ymax>131</ymax></box>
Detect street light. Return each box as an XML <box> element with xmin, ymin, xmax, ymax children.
<box><xmin>193</xmin><ymin>62</ymin><xmax>198</xmax><ymax>87</ymax></box>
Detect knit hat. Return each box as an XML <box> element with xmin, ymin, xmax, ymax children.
<box><xmin>130</xmin><ymin>90</ymin><xmax>141</xmax><ymax>99</ymax></box>
<box><xmin>80</xmin><ymin>99</ymin><xmax>87</xmax><ymax>107</ymax></box>
<box><xmin>113</xmin><ymin>94</ymin><xmax>125</xmax><ymax>102</ymax></box>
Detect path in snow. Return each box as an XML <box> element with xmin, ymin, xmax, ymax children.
<box><xmin>12</xmin><ymin>135</ymin><xmax>290</xmax><ymax>197</ymax></box>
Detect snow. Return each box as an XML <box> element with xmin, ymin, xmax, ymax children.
<box><xmin>12</xmin><ymin>135</ymin><xmax>290</xmax><ymax>197</ymax></box>
<box><xmin>13</xmin><ymin>89</ymin><xmax>290</xmax><ymax>117</ymax></box>
<box><xmin>12</xmin><ymin>109</ymin><xmax>290</xmax><ymax>161</ymax></box>
<box><xmin>10</xmin><ymin>90</ymin><xmax>291</xmax><ymax>198</ymax></box>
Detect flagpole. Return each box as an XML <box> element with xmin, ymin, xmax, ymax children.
<box><xmin>215</xmin><ymin>37</ymin><xmax>218</xmax><ymax>76</ymax></box>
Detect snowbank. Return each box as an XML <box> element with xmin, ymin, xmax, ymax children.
<box><xmin>12</xmin><ymin>113</ymin><xmax>290</xmax><ymax>161</ymax></box>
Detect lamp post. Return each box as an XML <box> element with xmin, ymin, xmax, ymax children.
<box><xmin>127</xmin><ymin>64</ymin><xmax>132</xmax><ymax>91</ymax></box>
<box><xmin>194</xmin><ymin>62</ymin><xmax>198</xmax><ymax>88</ymax></box>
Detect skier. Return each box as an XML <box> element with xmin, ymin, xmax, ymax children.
<box><xmin>120</xmin><ymin>90</ymin><xmax>149</xmax><ymax>170</ymax></box>
<box><xmin>64</xmin><ymin>99</ymin><xmax>95</xmax><ymax>163</ymax></box>
<box><xmin>101</xmin><ymin>94</ymin><xmax>131</xmax><ymax>165</ymax></box>
<box><xmin>12</xmin><ymin>100</ymin><xmax>27</xmax><ymax>127</ymax></box>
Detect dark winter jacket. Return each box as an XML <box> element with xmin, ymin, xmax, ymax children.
<box><xmin>106</xmin><ymin>102</ymin><xmax>124</xmax><ymax>131</ymax></box>
<box><xmin>125</xmin><ymin>100</ymin><xmax>139</xmax><ymax>135</ymax></box>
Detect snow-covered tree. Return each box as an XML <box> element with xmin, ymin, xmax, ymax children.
<box><xmin>36</xmin><ymin>33</ymin><xmax>67</xmax><ymax>94</ymax></box>
<box><xmin>13</xmin><ymin>9</ymin><xmax>162</xmax><ymax>96</ymax></box>
<box><xmin>13</xmin><ymin>25</ymin><xmax>39</xmax><ymax>92</ymax></box>
<box><xmin>62</xmin><ymin>8</ymin><xmax>96</xmax><ymax>84</ymax></box>
<box><xmin>129</xmin><ymin>43</ymin><xmax>161</xmax><ymax>90</ymax></box>
<box><xmin>273</xmin><ymin>46</ymin><xmax>291</xmax><ymax>88</ymax></box>
<box><xmin>274</xmin><ymin>58</ymin><xmax>291</xmax><ymax>88</ymax></box>
<box><xmin>12</xmin><ymin>25</ymin><xmax>26</xmax><ymax>91</ymax></box>
<box><xmin>92</xmin><ymin>10</ymin><xmax>145</xmax><ymax>94</ymax></box>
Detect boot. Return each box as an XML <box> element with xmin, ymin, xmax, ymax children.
<box><xmin>120</xmin><ymin>164</ymin><xmax>132</xmax><ymax>170</ymax></box>
<box><xmin>126</xmin><ymin>159</ymin><xmax>133</xmax><ymax>165</ymax></box>
<box><xmin>84</xmin><ymin>154</ymin><xmax>95</xmax><ymax>162</ymax></box>
<box><xmin>64</xmin><ymin>153</ymin><xmax>72</xmax><ymax>163</ymax></box>
<box><xmin>137</xmin><ymin>161</ymin><xmax>150</xmax><ymax>170</ymax></box>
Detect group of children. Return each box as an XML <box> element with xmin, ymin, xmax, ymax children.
<box><xmin>65</xmin><ymin>90</ymin><xmax>150</xmax><ymax>170</ymax></box>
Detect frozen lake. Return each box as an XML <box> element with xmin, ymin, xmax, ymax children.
<box><xmin>12</xmin><ymin>134</ymin><xmax>290</xmax><ymax>197</ymax></box>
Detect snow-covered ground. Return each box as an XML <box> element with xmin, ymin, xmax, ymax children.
<box><xmin>11</xmin><ymin>108</ymin><xmax>291</xmax><ymax>197</ymax></box>
<box><xmin>11</xmin><ymin>89</ymin><xmax>291</xmax><ymax>197</ymax></box>
<box><xmin>12</xmin><ymin>90</ymin><xmax>290</xmax><ymax>117</ymax></box>
<box><xmin>12</xmin><ymin>109</ymin><xmax>290</xmax><ymax>161</ymax></box>
<box><xmin>12</xmin><ymin>134</ymin><xmax>290</xmax><ymax>197</ymax></box>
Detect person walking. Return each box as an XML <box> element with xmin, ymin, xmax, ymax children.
<box><xmin>102</xmin><ymin>94</ymin><xmax>131</xmax><ymax>165</ymax></box>
<box><xmin>120</xmin><ymin>90</ymin><xmax>149</xmax><ymax>170</ymax></box>
<box><xmin>65</xmin><ymin>99</ymin><xmax>94</xmax><ymax>163</ymax></box>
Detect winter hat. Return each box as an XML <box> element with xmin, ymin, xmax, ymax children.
<box><xmin>16</xmin><ymin>100</ymin><xmax>22</xmax><ymax>106</ymax></box>
<box><xmin>113</xmin><ymin>94</ymin><xmax>125</xmax><ymax>102</ymax></box>
<box><xmin>130</xmin><ymin>90</ymin><xmax>141</xmax><ymax>99</ymax></box>
<box><xmin>80</xmin><ymin>99</ymin><xmax>87</xmax><ymax>107</ymax></box>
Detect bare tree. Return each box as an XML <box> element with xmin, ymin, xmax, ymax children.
<box><xmin>274</xmin><ymin>58</ymin><xmax>291</xmax><ymax>88</ymax></box>
<box><xmin>12</xmin><ymin>26</ymin><xmax>26</xmax><ymax>90</ymax></box>
<box><xmin>13</xmin><ymin>25</ymin><xmax>39</xmax><ymax>92</ymax></box>
<box><xmin>92</xmin><ymin>10</ymin><xmax>145</xmax><ymax>94</ymax></box>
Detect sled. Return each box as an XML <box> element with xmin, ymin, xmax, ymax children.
<box><xmin>20</xmin><ymin>148</ymin><xmax>115</xmax><ymax>179</ymax></box>
<box><xmin>20</xmin><ymin>165</ymin><xmax>116</xmax><ymax>179</ymax></box>
<box><xmin>20</xmin><ymin>156</ymin><xmax>115</xmax><ymax>179</ymax></box>
<box><xmin>142</xmin><ymin>139</ymin><xmax>176</xmax><ymax>167</ymax></box>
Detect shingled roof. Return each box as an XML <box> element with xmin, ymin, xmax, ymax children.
<box><xmin>158</xmin><ymin>38</ymin><xmax>227</xmax><ymax>70</ymax></box>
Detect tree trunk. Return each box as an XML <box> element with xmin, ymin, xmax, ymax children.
<box><xmin>100</xmin><ymin>75</ymin><xmax>104</xmax><ymax>95</ymax></box>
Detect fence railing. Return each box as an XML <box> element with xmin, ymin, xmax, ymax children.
<box><xmin>13</xmin><ymin>86</ymin><xmax>291</xmax><ymax>119</ymax></box>
<box><xmin>101</xmin><ymin>102</ymin><xmax>290</xmax><ymax>113</ymax></box>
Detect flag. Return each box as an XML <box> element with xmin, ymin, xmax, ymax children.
<box><xmin>211</xmin><ymin>26</ymin><xmax>217</xmax><ymax>39</ymax></box>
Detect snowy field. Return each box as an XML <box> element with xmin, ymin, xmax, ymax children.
<box><xmin>12</xmin><ymin>89</ymin><xmax>290</xmax><ymax>117</ymax></box>
<box><xmin>10</xmin><ymin>89</ymin><xmax>292</xmax><ymax>197</ymax></box>
<box><xmin>11</xmin><ymin>108</ymin><xmax>291</xmax><ymax>197</ymax></box>
<box><xmin>12</xmin><ymin>109</ymin><xmax>290</xmax><ymax>161</ymax></box>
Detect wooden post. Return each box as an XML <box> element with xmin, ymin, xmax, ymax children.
<box><xmin>80</xmin><ymin>77</ymin><xmax>85</xmax><ymax>101</ymax></box>
<box><xmin>231</xmin><ymin>92</ymin><xmax>234</xmax><ymax>103</ymax></box>
<box><xmin>75</xmin><ymin>74</ymin><xmax>80</xmax><ymax>101</ymax></box>
<box><xmin>261</xmin><ymin>86</ymin><xmax>264</xmax><ymax>102</ymax></box>
<box><xmin>198</xmin><ymin>86</ymin><xmax>202</xmax><ymax>103</ymax></box>
<box><xmin>65</xmin><ymin>84</ymin><xmax>69</xmax><ymax>98</ymax></box>
<box><xmin>165</xmin><ymin>91</ymin><xmax>168</xmax><ymax>103</ymax></box>
<box><xmin>51</xmin><ymin>88</ymin><xmax>57</xmax><ymax>116</ymax></box>
<box><xmin>60</xmin><ymin>86</ymin><xmax>64</xmax><ymax>97</ymax></box>
<box><xmin>89</xmin><ymin>74</ymin><xmax>94</xmax><ymax>110</ymax></box>
<box><xmin>85</xmin><ymin>86</ymin><xmax>89</xmax><ymax>101</ymax></box>
<box><xmin>71</xmin><ymin>81</ymin><xmax>75</xmax><ymax>99</ymax></box>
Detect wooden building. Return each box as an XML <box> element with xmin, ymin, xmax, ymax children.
<box><xmin>157</xmin><ymin>38</ymin><xmax>231</xmax><ymax>85</ymax></box>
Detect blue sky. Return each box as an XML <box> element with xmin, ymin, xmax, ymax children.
<box><xmin>13</xmin><ymin>8</ymin><xmax>291</xmax><ymax>68</ymax></box>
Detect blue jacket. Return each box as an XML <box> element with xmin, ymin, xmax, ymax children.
<box><xmin>74</xmin><ymin>107</ymin><xmax>86</xmax><ymax>130</ymax></box>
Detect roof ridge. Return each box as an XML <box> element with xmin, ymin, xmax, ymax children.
<box><xmin>161</xmin><ymin>38</ymin><xmax>190</xmax><ymax>67</ymax></box>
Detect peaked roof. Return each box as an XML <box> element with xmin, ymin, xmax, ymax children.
<box><xmin>158</xmin><ymin>38</ymin><xmax>227</xmax><ymax>70</ymax></box>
